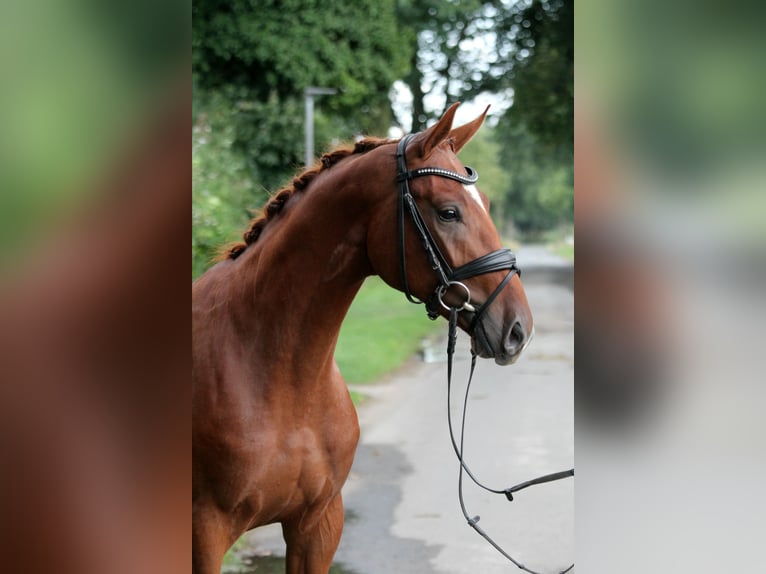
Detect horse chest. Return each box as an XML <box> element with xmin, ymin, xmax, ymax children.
<box><xmin>273</xmin><ymin>396</ymin><xmax>359</xmax><ymax>487</ymax></box>
<box><xmin>236</xmin><ymin>380</ymin><xmax>359</xmax><ymax>523</ymax></box>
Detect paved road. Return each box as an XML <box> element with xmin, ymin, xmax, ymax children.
<box><xmin>243</xmin><ymin>246</ymin><xmax>573</xmax><ymax>574</ymax></box>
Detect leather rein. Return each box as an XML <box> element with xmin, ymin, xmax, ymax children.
<box><xmin>396</xmin><ymin>134</ymin><xmax>574</xmax><ymax>574</ymax></box>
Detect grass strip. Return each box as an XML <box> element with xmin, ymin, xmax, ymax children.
<box><xmin>335</xmin><ymin>276</ymin><xmax>442</xmax><ymax>384</ymax></box>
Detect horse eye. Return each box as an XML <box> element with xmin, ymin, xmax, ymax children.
<box><xmin>438</xmin><ymin>208</ymin><xmax>460</xmax><ymax>222</ymax></box>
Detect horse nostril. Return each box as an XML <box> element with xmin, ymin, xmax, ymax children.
<box><xmin>509</xmin><ymin>322</ymin><xmax>525</xmax><ymax>349</ymax></box>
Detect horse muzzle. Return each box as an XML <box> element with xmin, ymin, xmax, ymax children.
<box><xmin>472</xmin><ymin>319</ymin><xmax>534</xmax><ymax>366</ymax></box>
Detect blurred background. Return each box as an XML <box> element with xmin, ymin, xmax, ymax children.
<box><xmin>0</xmin><ymin>1</ymin><xmax>188</xmax><ymax>573</ymax></box>
<box><xmin>0</xmin><ymin>0</ymin><xmax>187</xmax><ymax>270</ymax></box>
<box><xmin>577</xmin><ymin>0</ymin><xmax>766</xmax><ymax>571</ymax></box>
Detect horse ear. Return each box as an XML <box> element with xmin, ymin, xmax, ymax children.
<box><xmin>449</xmin><ymin>105</ymin><xmax>490</xmax><ymax>154</ymax></box>
<box><xmin>414</xmin><ymin>102</ymin><xmax>461</xmax><ymax>159</ymax></box>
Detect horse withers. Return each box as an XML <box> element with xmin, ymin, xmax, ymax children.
<box><xmin>192</xmin><ymin>103</ymin><xmax>533</xmax><ymax>574</ymax></box>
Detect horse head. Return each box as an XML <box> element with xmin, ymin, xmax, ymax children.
<box><xmin>367</xmin><ymin>103</ymin><xmax>533</xmax><ymax>365</ymax></box>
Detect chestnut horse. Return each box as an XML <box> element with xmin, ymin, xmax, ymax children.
<box><xmin>192</xmin><ymin>103</ymin><xmax>533</xmax><ymax>574</ymax></box>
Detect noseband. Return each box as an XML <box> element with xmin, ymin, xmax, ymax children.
<box><xmin>396</xmin><ymin>134</ymin><xmax>519</xmax><ymax>333</ymax></box>
<box><xmin>396</xmin><ymin>133</ymin><xmax>574</xmax><ymax>574</ymax></box>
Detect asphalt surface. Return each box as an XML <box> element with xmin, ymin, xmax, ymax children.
<box><xmin>241</xmin><ymin>246</ymin><xmax>574</xmax><ymax>574</ymax></box>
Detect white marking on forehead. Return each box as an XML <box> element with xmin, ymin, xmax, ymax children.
<box><xmin>463</xmin><ymin>184</ymin><xmax>486</xmax><ymax>212</ymax></box>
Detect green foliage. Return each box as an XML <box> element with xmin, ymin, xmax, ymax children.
<box><xmin>193</xmin><ymin>0</ymin><xmax>409</xmax><ymax>134</ymax></box>
<box><xmin>497</xmin><ymin>118</ymin><xmax>573</xmax><ymax>237</ymax></box>
<box><xmin>192</xmin><ymin>93</ymin><xmax>266</xmax><ymax>279</ymax></box>
<box><xmin>491</xmin><ymin>0</ymin><xmax>573</xmax><ymax>237</ymax></box>
<box><xmin>0</xmin><ymin>0</ymin><xmax>179</xmax><ymax>266</ymax></box>
<box><xmin>224</xmin><ymin>88</ymin><xmax>307</xmax><ymax>191</ymax></box>
<box><xmin>497</xmin><ymin>0</ymin><xmax>573</xmax><ymax>153</ymax></box>
<box><xmin>479</xmin><ymin>0</ymin><xmax>574</xmax><ymax>238</ymax></box>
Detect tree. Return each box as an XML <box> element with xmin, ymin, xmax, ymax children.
<box><xmin>497</xmin><ymin>0</ymin><xmax>573</xmax><ymax>157</ymax></box>
<box><xmin>496</xmin><ymin>116</ymin><xmax>573</xmax><ymax>236</ymax></box>
<box><xmin>193</xmin><ymin>0</ymin><xmax>411</xmax><ymax>192</ymax></box>
<box><xmin>484</xmin><ymin>0</ymin><xmax>573</xmax><ymax>235</ymax></box>
<box><xmin>193</xmin><ymin>0</ymin><xmax>409</xmax><ymax>135</ymax></box>
<box><xmin>192</xmin><ymin>93</ymin><xmax>258</xmax><ymax>278</ymax></box>
<box><xmin>393</xmin><ymin>1</ymin><xmax>572</xmax><ymax>238</ymax></box>
<box><xmin>192</xmin><ymin>0</ymin><xmax>413</xmax><ymax>276</ymax></box>
<box><xmin>395</xmin><ymin>0</ymin><xmax>503</xmax><ymax>131</ymax></box>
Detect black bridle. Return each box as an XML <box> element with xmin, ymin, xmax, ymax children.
<box><xmin>396</xmin><ymin>134</ymin><xmax>574</xmax><ymax>574</ymax></box>
<box><xmin>396</xmin><ymin>134</ymin><xmax>519</xmax><ymax>331</ymax></box>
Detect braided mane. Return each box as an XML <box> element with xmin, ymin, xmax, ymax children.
<box><xmin>223</xmin><ymin>137</ymin><xmax>394</xmax><ymax>260</ymax></box>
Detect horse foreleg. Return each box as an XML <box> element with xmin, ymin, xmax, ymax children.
<box><xmin>282</xmin><ymin>493</ymin><xmax>345</xmax><ymax>574</ymax></box>
<box><xmin>192</xmin><ymin>499</ymin><xmax>233</xmax><ymax>574</ymax></box>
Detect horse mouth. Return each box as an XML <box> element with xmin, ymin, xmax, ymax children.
<box><xmin>470</xmin><ymin>322</ymin><xmax>498</xmax><ymax>362</ymax></box>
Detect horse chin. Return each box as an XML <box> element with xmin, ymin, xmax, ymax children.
<box><xmin>493</xmin><ymin>352</ymin><xmax>520</xmax><ymax>366</ymax></box>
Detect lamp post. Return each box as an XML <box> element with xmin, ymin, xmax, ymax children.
<box><xmin>304</xmin><ymin>87</ymin><xmax>337</xmax><ymax>168</ymax></box>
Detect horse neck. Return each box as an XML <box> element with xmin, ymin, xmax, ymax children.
<box><xmin>230</xmin><ymin>166</ymin><xmax>380</xmax><ymax>378</ymax></box>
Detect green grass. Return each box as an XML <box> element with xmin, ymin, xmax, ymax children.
<box><xmin>550</xmin><ymin>241</ymin><xmax>574</xmax><ymax>260</ymax></box>
<box><xmin>347</xmin><ymin>388</ymin><xmax>367</xmax><ymax>405</ymax></box>
<box><xmin>334</xmin><ymin>277</ymin><xmax>442</xmax><ymax>384</ymax></box>
<box><xmin>221</xmin><ymin>537</ymin><xmax>248</xmax><ymax>572</ymax></box>
<box><xmin>539</xmin><ymin>226</ymin><xmax>573</xmax><ymax>261</ymax></box>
